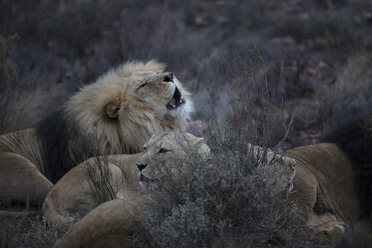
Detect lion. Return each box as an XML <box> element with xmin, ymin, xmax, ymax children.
<box><xmin>42</xmin><ymin>153</ymin><xmax>141</xmax><ymax>224</ymax></box>
<box><xmin>250</xmin><ymin>143</ymin><xmax>361</xmax><ymax>233</ymax></box>
<box><xmin>136</xmin><ymin>130</ymin><xmax>210</xmax><ymax>184</ymax></box>
<box><xmin>249</xmin><ymin>113</ymin><xmax>372</xmax><ymax>234</ymax></box>
<box><xmin>44</xmin><ymin>131</ymin><xmax>210</xmax><ymax>248</ymax></box>
<box><xmin>0</xmin><ymin>60</ymin><xmax>193</xmax><ymax>209</ymax></box>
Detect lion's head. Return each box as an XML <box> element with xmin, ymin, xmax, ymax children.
<box><xmin>135</xmin><ymin>131</ymin><xmax>210</xmax><ymax>185</ymax></box>
<box><xmin>65</xmin><ymin>60</ymin><xmax>193</xmax><ymax>154</ymax></box>
<box><xmin>248</xmin><ymin>144</ymin><xmax>296</xmax><ymax>194</ymax></box>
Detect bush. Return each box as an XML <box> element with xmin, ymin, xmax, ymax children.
<box><xmin>128</xmin><ymin>129</ymin><xmax>322</xmax><ymax>248</ymax></box>
<box><xmin>127</xmin><ymin>70</ymin><xmax>323</xmax><ymax>247</ymax></box>
<box><xmin>23</xmin><ymin>217</ymin><xmax>71</xmax><ymax>248</ymax></box>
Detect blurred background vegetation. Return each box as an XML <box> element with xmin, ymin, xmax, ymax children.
<box><xmin>1</xmin><ymin>0</ymin><xmax>371</xmax><ymax>145</ymax></box>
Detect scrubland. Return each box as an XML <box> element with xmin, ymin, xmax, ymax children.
<box><xmin>1</xmin><ymin>0</ymin><xmax>371</xmax><ymax>247</ymax></box>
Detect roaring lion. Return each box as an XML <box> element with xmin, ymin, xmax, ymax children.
<box><xmin>44</xmin><ymin>131</ymin><xmax>209</xmax><ymax>248</ymax></box>
<box><xmin>0</xmin><ymin>60</ymin><xmax>193</xmax><ymax>208</ymax></box>
<box><xmin>250</xmin><ymin>114</ymin><xmax>372</xmax><ymax>233</ymax></box>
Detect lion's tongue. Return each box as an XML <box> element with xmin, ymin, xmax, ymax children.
<box><xmin>169</xmin><ymin>98</ymin><xmax>176</xmax><ymax>107</ymax></box>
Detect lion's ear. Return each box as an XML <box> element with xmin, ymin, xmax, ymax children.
<box><xmin>190</xmin><ymin>137</ymin><xmax>204</xmax><ymax>149</ymax></box>
<box><xmin>105</xmin><ymin>102</ymin><xmax>121</xmax><ymax>119</ymax></box>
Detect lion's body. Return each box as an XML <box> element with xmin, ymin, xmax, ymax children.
<box><xmin>286</xmin><ymin>143</ymin><xmax>362</xmax><ymax>232</ymax></box>
<box><xmin>49</xmin><ymin>131</ymin><xmax>210</xmax><ymax>248</ymax></box>
<box><xmin>42</xmin><ymin>153</ymin><xmax>141</xmax><ymax>224</ymax></box>
<box><xmin>0</xmin><ymin>60</ymin><xmax>192</xmax><ymax>208</ymax></box>
<box><xmin>0</xmin><ymin>128</ymin><xmax>52</xmax><ymax>206</ymax></box>
<box><xmin>250</xmin><ymin>141</ymin><xmax>366</xmax><ymax>233</ymax></box>
<box><xmin>252</xmin><ymin>113</ymin><xmax>372</xmax><ymax>233</ymax></box>
<box><xmin>322</xmin><ymin>115</ymin><xmax>372</xmax><ymax>216</ymax></box>
<box><xmin>54</xmin><ymin>197</ymin><xmax>146</xmax><ymax>248</ymax></box>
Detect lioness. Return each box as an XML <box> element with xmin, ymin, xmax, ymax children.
<box><xmin>250</xmin><ymin>114</ymin><xmax>372</xmax><ymax>233</ymax></box>
<box><xmin>48</xmin><ymin>131</ymin><xmax>209</xmax><ymax>248</ymax></box>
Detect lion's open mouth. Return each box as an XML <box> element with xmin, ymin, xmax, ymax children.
<box><xmin>167</xmin><ymin>87</ymin><xmax>185</xmax><ymax>110</ymax></box>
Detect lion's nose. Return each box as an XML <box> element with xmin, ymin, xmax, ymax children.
<box><xmin>163</xmin><ymin>72</ymin><xmax>174</xmax><ymax>82</ymax></box>
<box><xmin>136</xmin><ymin>163</ymin><xmax>147</xmax><ymax>172</ymax></box>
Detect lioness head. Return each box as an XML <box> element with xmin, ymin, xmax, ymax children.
<box><xmin>64</xmin><ymin>60</ymin><xmax>193</xmax><ymax>154</ymax></box>
<box><xmin>136</xmin><ymin>131</ymin><xmax>210</xmax><ymax>184</ymax></box>
<box><xmin>248</xmin><ymin>144</ymin><xmax>296</xmax><ymax>193</ymax></box>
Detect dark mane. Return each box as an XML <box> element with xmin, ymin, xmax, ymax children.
<box><xmin>322</xmin><ymin>113</ymin><xmax>372</xmax><ymax>217</ymax></box>
<box><xmin>36</xmin><ymin>108</ymin><xmax>97</xmax><ymax>183</ymax></box>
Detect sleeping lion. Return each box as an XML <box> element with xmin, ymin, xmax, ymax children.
<box><xmin>0</xmin><ymin>60</ymin><xmax>193</xmax><ymax>208</ymax></box>
<box><xmin>44</xmin><ymin>131</ymin><xmax>210</xmax><ymax>248</ymax></box>
<box><xmin>251</xmin><ymin>114</ymin><xmax>372</xmax><ymax>233</ymax></box>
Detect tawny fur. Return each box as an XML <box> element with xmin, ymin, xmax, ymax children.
<box><xmin>45</xmin><ymin>131</ymin><xmax>210</xmax><ymax>248</ymax></box>
<box><xmin>251</xmin><ymin>143</ymin><xmax>364</xmax><ymax>233</ymax></box>
<box><xmin>322</xmin><ymin>114</ymin><xmax>372</xmax><ymax>217</ymax></box>
<box><xmin>0</xmin><ymin>60</ymin><xmax>193</xmax><ymax>207</ymax></box>
<box><xmin>42</xmin><ymin>153</ymin><xmax>141</xmax><ymax>225</ymax></box>
<box><xmin>286</xmin><ymin>143</ymin><xmax>362</xmax><ymax>232</ymax></box>
<box><xmin>64</xmin><ymin>60</ymin><xmax>192</xmax><ymax>156</ymax></box>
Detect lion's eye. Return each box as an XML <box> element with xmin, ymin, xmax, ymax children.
<box><xmin>143</xmin><ymin>146</ymin><xmax>147</xmax><ymax>151</ymax></box>
<box><xmin>157</xmin><ymin>148</ymin><xmax>169</xmax><ymax>154</ymax></box>
<box><xmin>137</xmin><ymin>81</ymin><xmax>148</xmax><ymax>89</ymax></box>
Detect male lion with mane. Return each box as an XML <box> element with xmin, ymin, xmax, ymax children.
<box><xmin>0</xmin><ymin>60</ymin><xmax>193</xmax><ymax>208</ymax></box>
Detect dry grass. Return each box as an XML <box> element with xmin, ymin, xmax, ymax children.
<box><xmin>318</xmin><ymin>52</ymin><xmax>372</xmax><ymax>128</ymax></box>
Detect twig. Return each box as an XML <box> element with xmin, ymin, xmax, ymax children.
<box><xmin>274</xmin><ymin>98</ymin><xmax>296</xmax><ymax>152</ymax></box>
<box><xmin>0</xmin><ymin>210</ymin><xmax>40</xmax><ymax>217</ymax></box>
